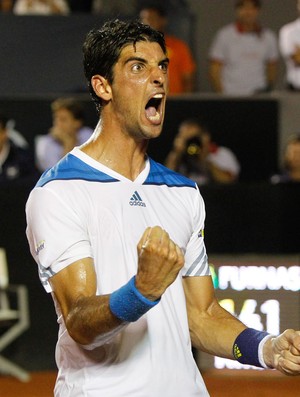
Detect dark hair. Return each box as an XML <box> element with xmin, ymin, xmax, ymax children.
<box><xmin>82</xmin><ymin>19</ymin><xmax>166</xmax><ymax>114</ymax></box>
<box><xmin>51</xmin><ymin>97</ymin><xmax>86</xmax><ymax>123</ymax></box>
<box><xmin>235</xmin><ymin>0</ymin><xmax>261</xmax><ymax>8</ymax></box>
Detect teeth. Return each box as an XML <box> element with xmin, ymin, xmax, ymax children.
<box><xmin>153</xmin><ymin>94</ymin><xmax>163</xmax><ymax>98</ymax></box>
<box><xmin>148</xmin><ymin>112</ymin><xmax>160</xmax><ymax>121</ymax></box>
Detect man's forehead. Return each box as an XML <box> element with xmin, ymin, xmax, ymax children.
<box><xmin>120</xmin><ymin>41</ymin><xmax>165</xmax><ymax>57</ymax></box>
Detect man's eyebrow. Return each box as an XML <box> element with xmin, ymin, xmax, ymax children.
<box><xmin>124</xmin><ymin>56</ymin><xmax>170</xmax><ymax>65</ymax></box>
<box><xmin>161</xmin><ymin>57</ymin><xmax>170</xmax><ymax>65</ymax></box>
<box><xmin>124</xmin><ymin>56</ymin><xmax>147</xmax><ymax>65</ymax></box>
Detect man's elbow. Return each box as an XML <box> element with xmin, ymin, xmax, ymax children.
<box><xmin>65</xmin><ymin>311</ymin><xmax>94</xmax><ymax>346</ymax></box>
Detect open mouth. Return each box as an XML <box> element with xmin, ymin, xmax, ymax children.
<box><xmin>145</xmin><ymin>94</ymin><xmax>163</xmax><ymax>124</ymax></box>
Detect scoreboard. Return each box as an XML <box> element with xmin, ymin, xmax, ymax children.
<box><xmin>197</xmin><ymin>254</ymin><xmax>300</xmax><ymax>370</ymax></box>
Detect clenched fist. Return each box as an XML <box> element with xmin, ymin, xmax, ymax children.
<box><xmin>135</xmin><ymin>226</ymin><xmax>184</xmax><ymax>301</ymax></box>
<box><xmin>264</xmin><ymin>329</ymin><xmax>300</xmax><ymax>375</ymax></box>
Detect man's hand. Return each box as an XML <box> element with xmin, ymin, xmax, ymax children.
<box><xmin>264</xmin><ymin>329</ymin><xmax>300</xmax><ymax>375</ymax></box>
<box><xmin>135</xmin><ymin>226</ymin><xmax>184</xmax><ymax>301</ymax></box>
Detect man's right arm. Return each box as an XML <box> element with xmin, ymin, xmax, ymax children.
<box><xmin>49</xmin><ymin>226</ymin><xmax>184</xmax><ymax>347</ymax></box>
<box><xmin>49</xmin><ymin>258</ymin><xmax>125</xmax><ymax>346</ymax></box>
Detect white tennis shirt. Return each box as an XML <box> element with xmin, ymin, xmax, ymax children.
<box><xmin>26</xmin><ymin>147</ymin><xmax>210</xmax><ymax>397</ymax></box>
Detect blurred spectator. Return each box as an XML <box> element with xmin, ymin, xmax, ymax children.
<box><xmin>279</xmin><ymin>0</ymin><xmax>300</xmax><ymax>91</ymax></box>
<box><xmin>139</xmin><ymin>3</ymin><xmax>196</xmax><ymax>94</ymax></box>
<box><xmin>0</xmin><ymin>0</ymin><xmax>14</xmax><ymax>13</ymax></box>
<box><xmin>0</xmin><ymin>112</ymin><xmax>37</xmax><ymax>182</ymax></box>
<box><xmin>13</xmin><ymin>0</ymin><xmax>70</xmax><ymax>15</ymax></box>
<box><xmin>208</xmin><ymin>0</ymin><xmax>278</xmax><ymax>95</ymax></box>
<box><xmin>165</xmin><ymin>118</ymin><xmax>240</xmax><ymax>185</ymax></box>
<box><xmin>35</xmin><ymin>97</ymin><xmax>93</xmax><ymax>172</ymax></box>
<box><xmin>270</xmin><ymin>134</ymin><xmax>300</xmax><ymax>183</ymax></box>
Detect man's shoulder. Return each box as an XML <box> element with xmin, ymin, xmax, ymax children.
<box><xmin>36</xmin><ymin>151</ymin><xmax>117</xmax><ymax>188</ymax></box>
<box><xmin>146</xmin><ymin>158</ymin><xmax>197</xmax><ymax>189</ymax></box>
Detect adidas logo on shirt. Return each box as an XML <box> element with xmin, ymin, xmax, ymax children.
<box><xmin>129</xmin><ymin>191</ymin><xmax>146</xmax><ymax>207</ymax></box>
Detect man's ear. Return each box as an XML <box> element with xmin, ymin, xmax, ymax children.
<box><xmin>91</xmin><ymin>75</ymin><xmax>112</xmax><ymax>101</ymax></box>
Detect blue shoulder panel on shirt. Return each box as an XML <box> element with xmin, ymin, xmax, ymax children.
<box><xmin>36</xmin><ymin>153</ymin><xmax>119</xmax><ymax>187</ymax></box>
<box><xmin>146</xmin><ymin>158</ymin><xmax>197</xmax><ymax>188</ymax></box>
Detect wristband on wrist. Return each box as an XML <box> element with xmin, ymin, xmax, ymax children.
<box><xmin>109</xmin><ymin>276</ymin><xmax>160</xmax><ymax>322</ymax></box>
<box><xmin>233</xmin><ymin>328</ymin><xmax>271</xmax><ymax>368</ymax></box>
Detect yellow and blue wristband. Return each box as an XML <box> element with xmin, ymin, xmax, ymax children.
<box><xmin>233</xmin><ymin>328</ymin><xmax>271</xmax><ymax>368</ymax></box>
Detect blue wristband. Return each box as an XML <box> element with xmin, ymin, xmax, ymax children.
<box><xmin>109</xmin><ymin>276</ymin><xmax>160</xmax><ymax>322</ymax></box>
<box><xmin>233</xmin><ymin>328</ymin><xmax>270</xmax><ymax>368</ymax></box>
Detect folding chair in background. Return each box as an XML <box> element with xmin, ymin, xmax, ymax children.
<box><xmin>0</xmin><ymin>247</ymin><xmax>30</xmax><ymax>382</ymax></box>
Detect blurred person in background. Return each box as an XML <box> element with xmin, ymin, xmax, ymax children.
<box><xmin>0</xmin><ymin>112</ymin><xmax>37</xmax><ymax>182</ymax></box>
<box><xmin>271</xmin><ymin>134</ymin><xmax>300</xmax><ymax>183</ymax></box>
<box><xmin>165</xmin><ymin>118</ymin><xmax>240</xmax><ymax>184</ymax></box>
<box><xmin>35</xmin><ymin>97</ymin><xmax>93</xmax><ymax>172</ymax></box>
<box><xmin>279</xmin><ymin>0</ymin><xmax>300</xmax><ymax>91</ymax></box>
<box><xmin>139</xmin><ymin>3</ymin><xmax>196</xmax><ymax>94</ymax></box>
<box><xmin>208</xmin><ymin>0</ymin><xmax>278</xmax><ymax>95</ymax></box>
<box><xmin>13</xmin><ymin>0</ymin><xmax>70</xmax><ymax>15</ymax></box>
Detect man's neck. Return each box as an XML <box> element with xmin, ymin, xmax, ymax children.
<box><xmin>81</xmin><ymin>122</ymin><xmax>148</xmax><ymax>181</ymax></box>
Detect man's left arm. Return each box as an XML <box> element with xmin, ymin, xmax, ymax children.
<box><xmin>183</xmin><ymin>275</ymin><xmax>300</xmax><ymax>374</ymax></box>
<box><xmin>183</xmin><ymin>275</ymin><xmax>245</xmax><ymax>358</ymax></box>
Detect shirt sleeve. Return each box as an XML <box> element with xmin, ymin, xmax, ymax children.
<box><xmin>26</xmin><ymin>186</ymin><xmax>92</xmax><ymax>292</ymax></box>
<box><xmin>182</xmin><ymin>185</ymin><xmax>210</xmax><ymax>277</ymax></box>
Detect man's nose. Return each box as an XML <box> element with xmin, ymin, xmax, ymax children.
<box><xmin>151</xmin><ymin>67</ymin><xmax>166</xmax><ymax>85</ymax></box>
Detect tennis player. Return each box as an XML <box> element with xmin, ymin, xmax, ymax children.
<box><xmin>26</xmin><ymin>19</ymin><xmax>300</xmax><ymax>397</ymax></box>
